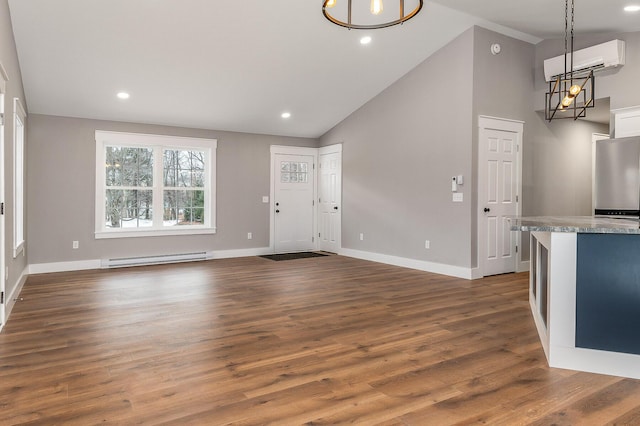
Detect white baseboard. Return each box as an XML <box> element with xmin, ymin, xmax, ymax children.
<box><xmin>4</xmin><ymin>266</ymin><xmax>29</xmax><ymax>324</ymax></box>
<box><xmin>208</xmin><ymin>247</ymin><xmax>272</xmax><ymax>259</ymax></box>
<box><xmin>27</xmin><ymin>247</ymin><xmax>275</xmax><ymax>275</ymax></box>
<box><xmin>27</xmin><ymin>248</ymin><xmax>477</xmax><ymax>280</ymax></box>
<box><xmin>518</xmin><ymin>260</ymin><xmax>530</xmax><ymax>273</ymax></box>
<box><xmin>26</xmin><ymin>247</ymin><xmax>484</xmax><ymax>282</ymax></box>
<box><xmin>25</xmin><ymin>247</ymin><xmax>475</xmax><ymax>281</ymax></box>
<box><xmin>29</xmin><ymin>259</ymin><xmax>102</xmax><ymax>274</ymax></box>
<box><xmin>471</xmin><ymin>267</ymin><xmax>483</xmax><ymax>280</ymax></box>
<box><xmin>339</xmin><ymin>248</ymin><xmax>474</xmax><ymax>280</ymax></box>
<box><xmin>472</xmin><ymin>260</ymin><xmax>530</xmax><ymax>279</ymax></box>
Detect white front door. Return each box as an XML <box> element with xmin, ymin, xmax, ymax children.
<box><xmin>318</xmin><ymin>145</ymin><xmax>342</xmax><ymax>253</ymax></box>
<box><xmin>273</xmin><ymin>152</ymin><xmax>315</xmax><ymax>253</ymax></box>
<box><xmin>478</xmin><ymin>117</ymin><xmax>523</xmax><ymax>276</ymax></box>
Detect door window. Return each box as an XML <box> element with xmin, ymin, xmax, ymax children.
<box><xmin>280</xmin><ymin>161</ymin><xmax>309</xmax><ymax>183</ymax></box>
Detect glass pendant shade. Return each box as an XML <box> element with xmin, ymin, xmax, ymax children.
<box><xmin>569</xmin><ymin>84</ymin><xmax>581</xmax><ymax>96</ymax></box>
<box><xmin>370</xmin><ymin>0</ymin><xmax>383</xmax><ymax>15</ymax></box>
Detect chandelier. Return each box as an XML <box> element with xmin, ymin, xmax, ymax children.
<box><xmin>545</xmin><ymin>0</ymin><xmax>595</xmax><ymax>121</ymax></box>
<box><xmin>323</xmin><ymin>0</ymin><xmax>423</xmax><ymax>30</ymax></box>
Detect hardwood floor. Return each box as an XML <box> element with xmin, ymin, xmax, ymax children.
<box><xmin>1</xmin><ymin>254</ymin><xmax>639</xmax><ymax>425</ymax></box>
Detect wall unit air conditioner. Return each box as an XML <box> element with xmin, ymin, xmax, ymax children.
<box><xmin>543</xmin><ymin>39</ymin><xmax>625</xmax><ymax>82</ymax></box>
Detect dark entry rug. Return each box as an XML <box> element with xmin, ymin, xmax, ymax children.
<box><xmin>260</xmin><ymin>252</ymin><xmax>329</xmax><ymax>261</ymax></box>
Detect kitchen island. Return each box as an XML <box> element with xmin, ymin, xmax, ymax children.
<box><xmin>510</xmin><ymin>216</ymin><xmax>640</xmax><ymax>379</ymax></box>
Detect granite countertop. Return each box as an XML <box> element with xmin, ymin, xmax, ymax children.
<box><xmin>509</xmin><ymin>216</ymin><xmax>640</xmax><ymax>234</ymax></box>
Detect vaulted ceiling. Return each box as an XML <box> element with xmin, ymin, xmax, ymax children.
<box><xmin>8</xmin><ymin>1</ymin><xmax>640</xmax><ymax>137</ymax></box>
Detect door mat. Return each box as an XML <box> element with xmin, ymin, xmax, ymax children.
<box><xmin>260</xmin><ymin>252</ymin><xmax>329</xmax><ymax>261</ymax></box>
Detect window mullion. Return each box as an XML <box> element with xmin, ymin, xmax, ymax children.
<box><xmin>204</xmin><ymin>152</ymin><xmax>210</xmax><ymax>227</ymax></box>
<box><xmin>152</xmin><ymin>147</ymin><xmax>164</xmax><ymax>228</ymax></box>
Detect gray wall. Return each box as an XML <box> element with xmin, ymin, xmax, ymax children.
<box><xmin>319</xmin><ymin>26</ymin><xmax>540</xmax><ymax>270</ymax></box>
<box><xmin>1</xmin><ymin>0</ymin><xmax>28</xmax><ymax>296</ymax></box>
<box><xmin>27</xmin><ymin>114</ymin><xmax>317</xmax><ymax>264</ymax></box>
<box><xmin>317</xmin><ymin>24</ymin><xmax>619</xmax><ymax>271</ymax></box>
<box><xmin>520</xmin><ymin>112</ymin><xmax>608</xmax><ymax>262</ymax></box>
<box><xmin>320</xmin><ymin>28</ymin><xmax>475</xmax><ymax>268</ymax></box>
<box><xmin>526</xmin><ymin>114</ymin><xmax>608</xmax><ymax>216</ymax></box>
<box><xmin>19</xmin><ymin>22</ymin><xmax>640</xmax><ymax>274</ymax></box>
<box><xmin>471</xmin><ymin>26</ymin><xmax>536</xmax><ymax>267</ymax></box>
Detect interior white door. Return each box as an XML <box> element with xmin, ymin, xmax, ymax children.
<box><xmin>274</xmin><ymin>153</ymin><xmax>315</xmax><ymax>253</ymax></box>
<box><xmin>479</xmin><ymin>126</ymin><xmax>519</xmax><ymax>276</ymax></box>
<box><xmin>318</xmin><ymin>149</ymin><xmax>342</xmax><ymax>253</ymax></box>
<box><xmin>0</xmin><ymin>82</ymin><xmax>5</xmax><ymax>329</ymax></box>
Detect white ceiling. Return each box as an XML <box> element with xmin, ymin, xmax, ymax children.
<box><xmin>434</xmin><ymin>0</ymin><xmax>640</xmax><ymax>39</ymax></box>
<box><xmin>8</xmin><ymin>1</ymin><xmax>640</xmax><ymax>138</ymax></box>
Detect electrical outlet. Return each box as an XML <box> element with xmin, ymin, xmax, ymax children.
<box><xmin>72</xmin><ymin>240</ymin><xmax>79</xmax><ymax>249</ymax></box>
<box><xmin>425</xmin><ymin>240</ymin><xmax>430</xmax><ymax>249</ymax></box>
<box><xmin>359</xmin><ymin>233</ymin><xmax>364</xmax><ymax>241</ymax></box>
<box><xmin>247</xmin><ymin>232</ymin><xmax>252</xmax><ymax>240</ymax></box>
<box><xmin>262</xmin><ymin>196</ymin><xmax>269</xmax><ymax>203</ymax></box>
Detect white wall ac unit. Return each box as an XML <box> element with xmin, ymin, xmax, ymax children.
<box><xmin>544</xmin><ymin>39</ymin><xmax>625</xmax><ymax>82</ymax></box>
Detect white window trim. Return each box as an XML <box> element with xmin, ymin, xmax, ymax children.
<box><xmin>12</xmin><ymin>98</ymin><xmax>26</xmax><ymax>258</ymax></box>
<box><xmin>0</xmin><ymin>64</ymin><xmax>6</xmax><ymax>328</ymax></box>
<box><xmin>95</xmin><ymin>130</ymin><xmax>217</xmax><ymax>239</ymax></box>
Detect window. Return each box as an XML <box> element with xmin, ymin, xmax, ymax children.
<box><xmin>13</xmin><ymin>98</ymin><xmax>26</xmax><ymax>257</ymax></box>
<box><xmin>95</xmin><ymin>131</ymin><xmax>217</xmax><ymax>238</ymax></box>
<box><xmin>280</xmin><ymin>161</ymin><xmax>309</xmax><ymax>183</ymax></box>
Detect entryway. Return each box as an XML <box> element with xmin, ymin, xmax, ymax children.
<box><xmin>270</xmin><ymin>144</ymin><xmax>342</xmax><ymax>254</ymax></box>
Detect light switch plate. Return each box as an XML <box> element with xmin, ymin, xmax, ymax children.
<box><xmin>262</xmin><ymin>196</ymin><xmax>269</xmax><ymax>203</ymax></box>
<box><xmin>453</xmin><ymin>193</ymin><xmax>463</xmax><ymax>202</ymax></box>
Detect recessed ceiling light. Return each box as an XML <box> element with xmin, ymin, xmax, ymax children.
<box><xmin>360</xmin><ymin>36</ymin><xmax>372</xmax><ymax>45</ymax></box>
<box><xmin>281</xmin><ymin>112</ymin><xmax>291</xmax><ymax>119</ymax></box>
<box><xmin>624</xmin><ymin>5</ymin><xmax>640</xmax><ymax>11</ymax></box>
<box><xmin>117</xmin><ymin>92</ymin><xmax>130</xmax><ymax>100</ymax></box>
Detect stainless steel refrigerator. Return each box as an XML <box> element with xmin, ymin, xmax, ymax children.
<box><xmin>594</xmin><ymin>136</ymin><xmax>640</xmax><ymax>217</ymax></box>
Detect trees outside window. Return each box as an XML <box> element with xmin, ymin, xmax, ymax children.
<box><xmin>95</xmin><ymin>131</ymin><xmax>216</xmax><ymax>239</ymax></box>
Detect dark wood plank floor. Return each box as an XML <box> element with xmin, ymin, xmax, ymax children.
<box><xmin>1</xmin><ymin>254</ymin><xmax>639</xmax><ymax>425</ymax></box>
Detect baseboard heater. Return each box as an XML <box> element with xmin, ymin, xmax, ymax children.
<box><xmin>101</xmin><ymin>252</ymin><xmax>208</xmax><ymax>269</ymax></box>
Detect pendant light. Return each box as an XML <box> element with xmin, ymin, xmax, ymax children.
<box><xmin>545</xmin><ymin>0</ymin><xmax>595</xmax><ymax>121</ymax></box>
<box><xmin>323</xmin><ymin>0</ymin><xmax>423</xmax><ymax>30</ymax></box>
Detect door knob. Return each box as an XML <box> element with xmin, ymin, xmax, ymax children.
<box><xmin>276</xmin><ymin>209</ymin><xmax>280</xmax><ymax>213</ymax></box>
<box><xmin>276</xmin><ymin>202</ymin><xmax>279</xmax><ymax>206</ymax></box>
<box><xmin>484</xmin><ymin>207</ymin><xmax>490</xmax><ymax>213</ymax></box>
<box><xmin>333</xmin><ymin>206</ymin><xmax>339</xmax><ymax>210</ymax></box>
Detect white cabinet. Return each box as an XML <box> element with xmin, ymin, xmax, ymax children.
<box><xmin>614</xmin><ymin>106</ymin><xmax>640</xmax><ymax>138</ymax></box>
<box><xmin>530</xmin><ymin>232</ymin><xmax>551</xmax><ymax>358</ymax></box>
